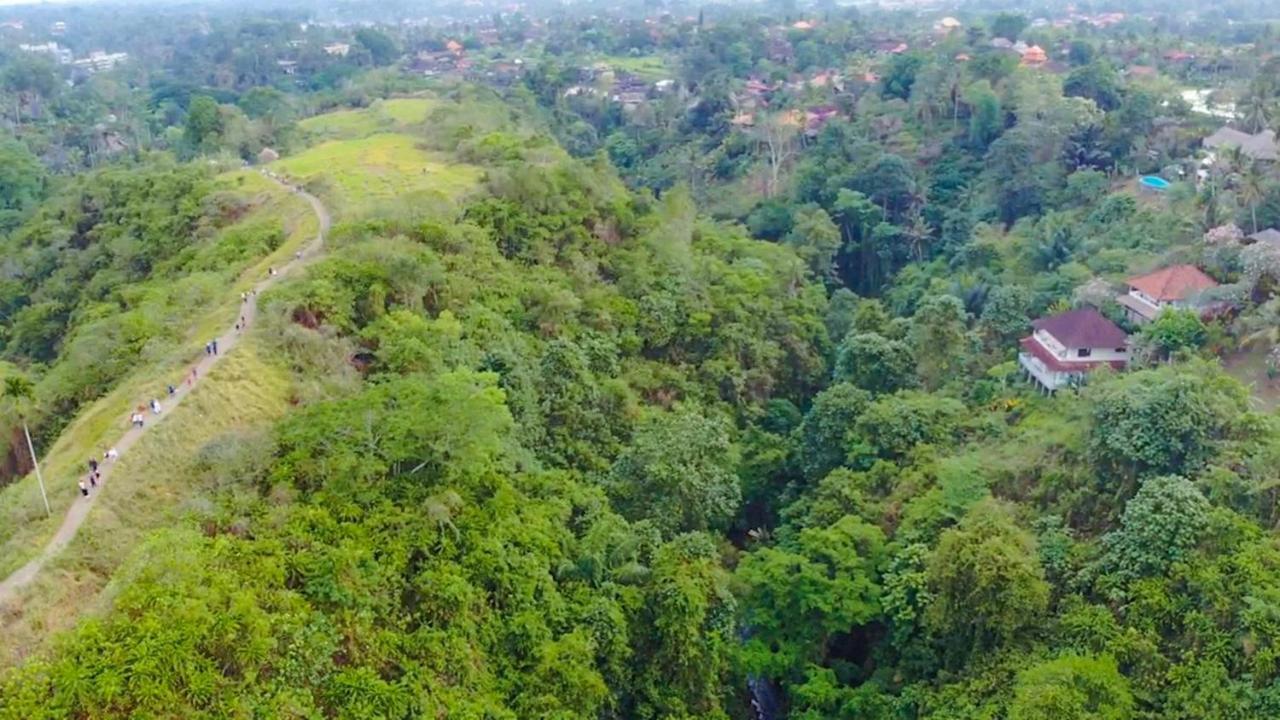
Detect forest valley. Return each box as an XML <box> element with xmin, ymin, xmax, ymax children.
<box><xmin>3</xmin><ymin>1</ymin><xmax>1280</xmax><ymax>719</ymax></box>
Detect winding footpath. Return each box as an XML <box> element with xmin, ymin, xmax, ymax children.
<box><xmin>0</xmin><ymin>174</ymin><xmax>330</xmax><ymax>606</ymax></box>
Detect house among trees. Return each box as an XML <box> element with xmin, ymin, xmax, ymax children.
<box><xmin>1018</xmin><ymin>308</ymin><xmax>1129</xmax><ymax>392</ymax></box>
<box><xmin>1116</xmin><ymin>264</ymin><xmax>1218</xmax><ymax>323</ymax></box>
<box><xmin>1020</xmin><ymin>45</ymin><xmax>1048</xmax><ymax>66</ymax></box>
<box><xmin>1248</xmin><ymin>228</ymin><xmax>1280</xmax><ymax>245</ymax></box>
<box><xmin>1203</xmin><ymin>126</ymin><xmax>1278</xmax><ymax>162</ymax></box>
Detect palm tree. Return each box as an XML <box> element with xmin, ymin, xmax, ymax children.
<box><xmin>1239</xmin><ymin>161</ymin><xmax>1267</xmax><ymax>235</ymax></box>
<box><xmin>1241</xmin><ymin>298</ymin><xmax>1280</xmax><ymax>351</ymax></box>
<box><xmin>1241</xmin><ymin>93</ymin><xmax>1272</xmax><ymax>134</ymax></box>
<box><xmin>2</xmin><ymin>375</ymin><xmax>50</xmax><ymax>517</ymax></box>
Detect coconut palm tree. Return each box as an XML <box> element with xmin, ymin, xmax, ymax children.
<box><xmin>1</xmin><ymin>375</ymin><xmax>50</xmax><ymax>516</ymax></box>
<box><xmin>1239</xmin><ymin>160</ymin><xmax>1268</xmax><ymax>235</ymax></box>
<box><xmin>1241</xmin><ymin>298</ymin><xmax>1280</xmax><ymax>352</ymax></box>
<box><xmin>1241</xmin><ymin>93</ymin><xmax>1272</xmax><ymax>134</ymax></box>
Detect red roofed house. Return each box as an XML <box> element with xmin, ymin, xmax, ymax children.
<box><xmin>1116</xmin><ymin>264</ymin><xmax>1218</xmax><ymax>323</ymax></box>
<box><xmin>1019</xmin><ymin>308</ymin><xmax>1129</xmax><ymax>392</ymax></box>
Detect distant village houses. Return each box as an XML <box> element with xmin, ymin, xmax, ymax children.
<box><xmin>19</xmin><ymin>42</ymin><xmax>72</xmax><ymax>65</ymax></box>
<box><xmin>73</xmin><ymin>51</ymin><xmax>129</xmax><ymax>74</ymax></box>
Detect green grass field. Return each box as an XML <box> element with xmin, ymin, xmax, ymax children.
<box><xmin>0</xmin><ymin>175</ymin><xmax>315</xmax><ymax>583</ymax></box>
<box><xmin>298</xmin><ymin>97</ymin><xmax>437</xmax><ymax>139</ymax></box>
<box><xmin>599</xmin><ymin>55</ymin><xmax>672</xmax><ymax>81</ymax></box>
<box><xmin>271</xmin><ymin>132</ymin><xmax>482</xmax><ymax>218</ymax></box>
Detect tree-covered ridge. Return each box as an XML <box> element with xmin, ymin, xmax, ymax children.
<box><xmin>0</xmin><ymin>370</ymin><xmax>734</xmax><ymax>718</ymax></box>
<box><xmin>0</xmin><ymin>121</ymin><xmax>830</xmax><ymax>718</ymax></box>
<box><xmin>7</xmin><ymin>0</ymin><xmax>1280</xmax><ymax>716</ymax></box>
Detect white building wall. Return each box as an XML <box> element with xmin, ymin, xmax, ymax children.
<box><xmin>1128</xmin><ymin>288</ymin><xmax>1162</xmax><ymax>312</ymax></box>
<box><xmin>1062</xmin><ymin>346</ymin><xmax>1128</xmax><ymax>363</ymax></box>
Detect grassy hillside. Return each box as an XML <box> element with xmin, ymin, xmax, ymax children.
<box><xmin>297</xmin><ymin>97</ymin><xmax>437</xmax><ymax>139</ymax></box>
<box><xmin>0</xmin><ymin>342</ymin><xmax>291</xmax><ymax>666</ymax></box>
<box><xmin>0</xmin><ymin>88</ymin><xmax>833</xmax><ymax>719</ymax></box>
<box><xmin>271</xmin><ymin>132</ymin><xmax>481</xmax><ymax>218</ymax></box>
<box><xmin>0</xmin><ymin>171</ymin><xmax>315</xmax><ymax>579</ymax></box>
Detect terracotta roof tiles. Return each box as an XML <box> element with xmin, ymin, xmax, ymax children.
<box><xmin>1126</xmin><ymin>264</ymin><xmax>1217</xmax><ymax>302</ymax></box>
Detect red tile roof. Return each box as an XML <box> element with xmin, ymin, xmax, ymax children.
<box><xmin>1020</xmin><ymin>337</ymin><xmax>1126</xmax><ymax>373</ymax></box>
<box><xmin>1126</xmin><ymin>264</ymin><xmax>1218</xmax><ymax>302</ymax></box>
<box><xmin>1031</xmin><ymin>307</ymin><xmax>1128</xmax><ymax>349</ymax></box>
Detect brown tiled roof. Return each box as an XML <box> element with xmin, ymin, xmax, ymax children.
<box><xmin>1031</xmin><ymin>308</ymin><xmax>1128</xmax><ymax>348</ymax></box>
<box><xmin>1126</xmin><ymin>264</ymin><xmax>1218</xmax><ymax>302</ymax></box>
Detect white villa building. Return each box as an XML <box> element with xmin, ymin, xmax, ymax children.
<box><xmin>1019</xmin><ymin>308</ymin><xmax>1129</xmax><ymax>392</ymax></box>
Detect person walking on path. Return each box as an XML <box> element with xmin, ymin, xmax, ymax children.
<box><xmin>105</xmin><ymin>447</ymin><xmax>118</xmax><ymax>462</ymax></box>
<box><xmin>88</xmin><ymin>458</ymin><xmax>98</xmax><ymax>474</ymax></box>
<box><xmin>150</xmin><ymin>398</ymin><xmax>162</xmax><ymax>414</ymax></box>
<box><xmin>88</xmin><ymin>472</ymin><xmax>97</xmax><ymax>489</ymax></box>
<box><xmin>211</xmin><ymin>339</ymin><xmax>219</xmax><ymax>355</ymax></box>
<box><xmin>167</xmin><ymin>384</ymin><xmax>176</xmax><ymax>397</ymax></box>
<box><xmin>78</xmin><ymin>480</ymin><xmax>89</xmax><ymax>498</ymax></box>
<box><xmin>204</xmin><ymin>342</ymin><xmax>212</xmax><ymax>356</ymax></box>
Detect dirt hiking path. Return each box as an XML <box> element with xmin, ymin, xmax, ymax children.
<box><xmin>0</xmin><ymin>175</ymin><xmax>330</xmax><ymax>606</ymax></box>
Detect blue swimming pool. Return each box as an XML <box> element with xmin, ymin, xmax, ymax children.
<box><xmin>1140</xmin><ymin>175</ymin><xmax>1171</xmax><ymax>191</ymax></box>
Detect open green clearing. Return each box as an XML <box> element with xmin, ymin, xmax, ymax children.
<box><xmin>598</xmin><ymin>54</ymin><xmax>671</xmax><ymax>81</ymax></box>
<box><xmin>1223</xmin><ymin>345</ymin><xmax>1280</xmax><ymax>411</ymax></box>
<box><xmin>271</xmin><ymin>132</ymin><xmax>482</xmax><ymax>218</ymax></box>
<box><xmin>297</xmin><ymin>97</ymin><xmax>436</xmax><ymax>139</ymax></box>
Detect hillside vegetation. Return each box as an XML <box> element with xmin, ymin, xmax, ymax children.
<box><xmin>5</xmin><ymin>2</ymin><xmax>1280</xmax><ymax>717</ymax></box>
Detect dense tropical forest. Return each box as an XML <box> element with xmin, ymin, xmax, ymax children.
<box><xmin>3</xmin><ymin>0</ymin><xmax>1280</xmax><ymax>717</ymax></box>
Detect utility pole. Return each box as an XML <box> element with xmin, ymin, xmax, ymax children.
<box><xmin>22</xmin><ymin>421</ymin><xmax>50</xmax><ymax>517</ymax></box>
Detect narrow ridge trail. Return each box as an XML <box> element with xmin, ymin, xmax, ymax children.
<box><xmin>0</xmin><ymin>174</ymin><xmax>330</xmax><ymax>606</ymax></box>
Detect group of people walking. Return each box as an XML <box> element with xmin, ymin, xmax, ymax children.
<box><xmin>78</xmin><ymin>449</ymin><xmax>117</xmax><ymax>497</ymax></box>
<box><xmin>82</xmin><ymin>237</ymin><xmax>297</xmax><ymax>501</ymax></box>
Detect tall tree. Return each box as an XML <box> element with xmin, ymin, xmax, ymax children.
<box><xmin>355</xmin><ymin>28</ymin><xmax>399</xmax><ymax>66</ymax></box>
<box><xmin>909</xmin><ymin>294</ymin><xmax>969</xmax><ymax>390</ymax></box>
<box><xmin>184</xmin><ymin>95</ymin><xmax>223</xmax><ymax>152</ymax></box>
<box><xmin>607</xmin><ymin>408</ymin><xmax>741</xmax><ymax>535</ymax></box>
<box><xmin>754</xmin><ymin>112</ymin><xmax>801</xmax><ymax>198</ymax></box>
<box><xmin>1009</xmin><ymin>654</ymin><xmax>1134</xmax><ymax>720</ymax></box>
<box><xmin>925</xmin><ymin>499</ymin><xmax>1049</xmax><ymax>660</ymax></box>
<box><xmin>1</xmin><ymin>374</ymin><xmax>50</xmax><ymax>516</ymax></box>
